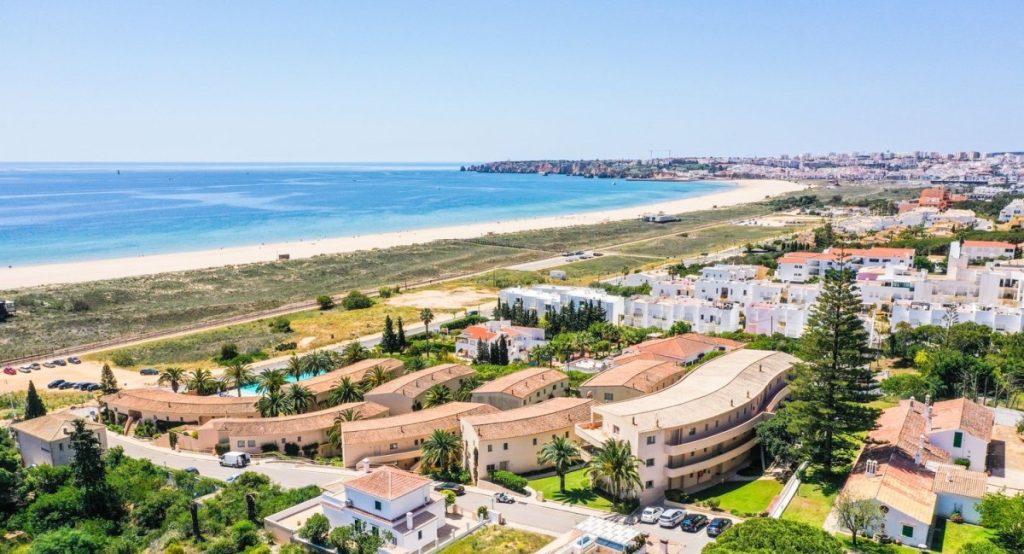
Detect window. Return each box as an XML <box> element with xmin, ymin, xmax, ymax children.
<box><xmin>532</xmin><ymin>438</ymin><xmax>537</xmax><ymax>446</ymax></box>
<box><xmin>646</xmin><ymin>436</ymin><xmax>656</xmax><ymax>445</ymax></box>
<box><xmin>645</xmin><ymin>480</ymin><xmax>654</xmax><ymax>489</ymax></box>
<box><xmin>953</xmin><ymin>431</ymin><xmax>963</xmax><ymax>448</ymax></box>
<box><xmin>487</xmin><ymin>444</ymin><xmax>493</xmax><ymax>452</ymax></box>
<box><xmin>486</xmin><ymin>464</ymin><xmax>495</xmax><ymax>473</ymax></box>
<box><xmin>901</xmin><ymin>525</ymin><xmax>913</xmax><ymax>538</ymax></box>
<box><xmin>565</xmin><ymin>431</ymin><xmax>569</xmax><ymax>438</ymax></box>
<box><xmin>503</xmin><ymin>443</ymin><xmax>508</xmax><ymax>450</ymax></box>
<box><xmin>237</xmin><ymin>440</ymin><xmax>245</xmax><ymax>447</ymax></box>
<box><xmin>646</xmin><ymin>458</ymin><xmax>654</xmax><ymax>467</ymax></box>
<box><xmin>604</xmin><ymin>393</ymin><xmax>614</xmax><ymax>401</ymax></box>
<box><xmin>248</xmin><ymin>440</ymin><xmax>255</xmax><ymax>447</ymax></box>
<box><xmin>418</xmin><ymin>530</ymin><xmax>423</xmax><ymax>540</ymax></box>
<box><xmin>297</xmin><ymin>436</ymin><xmax>301</xmax><ymax>442</ymax></box>
<box><xmin>374</xmin><ymin>500</ymin><xmax>382</xmax><ymax>511</ymax></box>
<box><xmin>390</xmin><ymin>443</ymin><xmax>398</xmax><ymax>450</ymax></box>
<box><xmin>612</xmin><ymin>425</ymin><xmax>620</xmax><ymax>434</ymax></box>
<box><xmin>688</xmin><ymin>427</ymin><xmax>696</xmax><ymax>436</ymax></box>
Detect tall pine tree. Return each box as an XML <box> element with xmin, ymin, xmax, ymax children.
<box><xmin>476</xmin><ymin>340</ymin><xmax>490</xmax><ymax>364</ymax></box>
<box><xmin>497</xmin><ymin>336</ymin><xmax>510</xmax><ymax>365</ymax></box>
<box><xmin>786</xmin><ymin>269</ymin><xmax>878</xmax><ymax>475</ymax></box>
<box><xmin>100</xmin><ymin>363</ymin><xmax>119</xmax><ymax>394</ymax></box>
<box><xmin>382</xmin><ymin>315</ymin><xmax>398</xmax><ymax>353</ymax></box>
<box><xmin>24</xmin><ymin>381</ymin><xmax>46</xmax><ymax>420</ymax></box>
<box><xmin>396</xmin><ymin>317</ymin><xmax>407</xmax><ymax>350</ymax></box>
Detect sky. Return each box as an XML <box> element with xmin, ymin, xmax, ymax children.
<box><xmin>1</xmin><ymin>1</ymin><xmax>1022</xmax><ymax>162</ymax></box>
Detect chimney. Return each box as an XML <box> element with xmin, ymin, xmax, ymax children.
<box><xmin>406</xmin><ymin>511</ymin><xmax>414</xmax><ymax>530</ymax></box>
<box><xmin>925</xmin><ymin>404</ymin><xmax>933</xmax><ymax>432</ymax></box>
<box><xmin>360</xmin><ymin>458</ymin><xmax>371</xmax><ymax>473</ymax></box>
<box><xmin>660</xmin><ymin>538</ymin><xmax>669</xmax><ymax>554</ymax></box>
<box><xmin>915</xmin><ymin>434</ymin><xmax>925</xmax><ymax>466</ymax></box>
<box><xmin>866</xmin><ymin>459</ymin><xmax>878</xmax><ymax>476</ymax></box>
<box><xmin>909</xmin><ymin>396</ymin><xmax>915</xmax><ymax>408</ymax></box>
<box><xmin>925</xmin><ymin>394</ymin><xmax>932</xmax><ymax>406</ymax></box>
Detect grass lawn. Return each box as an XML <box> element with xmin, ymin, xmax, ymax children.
<box><xmin>528</xmin><ymin>469</ymin><xmax>614</xmax><ymax>511</ymax></box>
<box><xmin>439</xmin><ymin>525</ymin><xmax>552</xmax><ymax>554</ymax></box>
<box><xmin>689</xmin><ymin>478</ymin><xmax>784</xmax><ymax>515</ymax></box>
<box><xmin>931</xmin><ymin>519</ymin><xmax>998</xmax><ymax>553</ymax></box>
<box><xmin>838</xmin><ymin>536</ymin><xmax>920</xmax><ymax>554</ymax></box>
<box><xmin>781</xmin><ymin>480</ymin><xmax>840</xmax><ymax>528</ymax></box>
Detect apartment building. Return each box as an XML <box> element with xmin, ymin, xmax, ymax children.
<box><xmin>11</xmin><ymin>412</ymin><xmax>107</xmax><ymax>467</ymax></box>
<box><xmin>469</xmin><ymin>367</ymin><xmax>568</xmax><ymax>410</ymax></box>
<box><xmin>454</xmin><ymin>320</ymin><xmax>548</xmax><ymax>363</ymax></box>
<box><xmin>998</xmin><ymin>198</ymin><xmax>1024</xmax><ymax>222</ymax></box>
<box><xmin>580</xmin><ymin>359</ymin><xmax>686</xmax><ymax>404</ymax></box>
<box><xmin>576</xmin><ymin>350</ymin><xmax>796</xmax><ymax>502</ymax></box>
<box><xmin>102</xmin><ymin>389</ymin><xmax>259</xmax><ymax>425</ymax></box>
<box><xmin>958</xmin><ymin>240</ymin><xmax>1016</xmax><ymax>262</ymax></box>
<box><xmin>499</xmin><ymin>285</ymin><xmax>625</xmax><ymax>324</ymax></box>
<box><xmin>461</xmin><ymin>397</ymin><xmax>592</xmax><ymax>480</ymax></box>
<box><xmin>296</xmin><ymin>358</ymin><xmax>406</xmax><ymax>405</ymax></box>
<box><xmin>776</xmin><ymin>247</ymin><xmax>914</xmax><ymax>283</ymax></box>
<box><xmin>623</xmin><ymin>295</ymin><xmax>742</xmax><ymax>334</ymax></box>
<box><xmin>614</xmin><ymin>333</ymin><xmax>743</xmax><ymax>366</ymax></box>
<box><xmin>363</xmin><ymin>363</ymin><xmax>476</xmax><ymax>415</ymax></box>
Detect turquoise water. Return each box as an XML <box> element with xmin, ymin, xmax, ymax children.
<box><xmin>0</xmin><ymin>163</ymin><xmax>732</xmax><ymax>266</ymax></box>
<box><xmin>239</xmin><ymin>370</ymin><xmax>317</xmax><ymax>396</ymax></box>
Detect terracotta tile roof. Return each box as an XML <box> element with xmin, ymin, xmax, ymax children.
<box><xmin>596</xmin><ymin>350</ymin><xmax>798</xmax><ymax>431</ymax></box>
<box><xmin>462</xmin><ymin>397</ymin><xmax>592</xmax><ymax>440</ymax></box>
<box><xmin>930</xmin><ymin>398</ymin><xmax>994</xmax><ymax>441</ymax></box>
<box><xmin>869</xmin><ymin>401</ymin><xmax>950</xmax><ymax>465</ymax></box>
<box><xmin>344</xmin><ymin>466</ymin><xmax>433</xmax><ymax>500</ymax></box>
<box><xmin>931</xmin><ymin>464</ymin><xmax>988</xmax><ymax>498</ymax></box>
<box><xmin>470</xmin><ymin>367</ymin><xmax>567</xmax><ymax>399</ymax></box>
<box><xmin>962</xmin><ymin>240</ymin><xmax>1015</xmax><ymax>249</ymax></box>
<box><xmin>300</xmin><ymin>358</ymin><xmax>405</xmax><ymax>395</ymax></box>
<box><xmin>11</xmin><ymin>412</ymin><xmax>105</xmax><ymax>442</ymax></box>
<box><xmin>845</xmin><ymin>446</ymin><xmax>938</xmax><ymax>524</ymax></box>
<box><xmin>341</xmin><ymin>402</ymin><xmax>497</xmax><ymax>445</ymax></box>
<box><xmin>614</xmin><ymin>333</ymin><xmax>743</xmax><ymax>365</ymax></box>
<box><xmin>365</xmin><ymin>363</ymin><xmax>475</xmax><ymax>398</ymax></box>
<box><xmin>581</xmin><ymin>359</ymin><xmax>685</xmax><ymax>394</ymax></box>
<box><xmin>461</xmin><ymin>326</ymin><xmax>497</xmax><ymax>341</ymax></box>
<box><xmin>199</xmin><ymin>401</ymin><xmax>389</xmax><ymax>437</ymax></box>
<box><xmin>101</xmin><ymin>389</ymin><xmax>259</xmax><ymax>418</ymax></box>
<box><xmin>779</xmin><ymin>248</ymin><xmax>914</xmax><ymax>264</ymax></box>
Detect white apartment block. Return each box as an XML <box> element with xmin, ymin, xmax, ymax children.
<box><xmin>576</xmin><ymin>350</ymin><xmax>797</xmax><ymax>502</ymax></box>
<box><xmin>956</xmin><ymin>240</ymin><xmax>1016</xmax><ymax>262</ymax></box>
<box><xmin>890</xmin><ymin>301</ymin><xmax>1024</xmax><ymax>333</ymax></box>
<box><xmin>777</xmin><ymin>247</ymin><xmax>915</xmax><ymax>283</ymax></box>
<box><xmin>623</xmin><ymin>296</ymin><xmax>742</xmax><ymax>334</ymax></box>
<box><xmin>998</xmin><ymin>198</ymin><xmax>1024</xmax><ymax>222</ymax></box>
<box><xmin>499</xmin><ymin>285</ymin><xmax>625</xmax><ymax>323</ymax></box>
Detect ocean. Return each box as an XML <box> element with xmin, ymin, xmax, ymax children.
<box><xmin>0</xmin><ymin>163</ymin><xmax>731</xmax><ymax>267</ymax></box>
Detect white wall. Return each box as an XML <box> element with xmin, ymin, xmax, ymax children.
<box><xmin>928</xmin><ymin>430</ymin><xmax>988</xmax><ymax>471</ymax></box>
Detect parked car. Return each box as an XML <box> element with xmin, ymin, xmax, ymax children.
<box><xmin>680</xmin><ymin>513</ymin><xmax>709</xmax><ymax>532</ymax></box>
<box><xmin>707</xmin><ymin>517</ymin><xmax>732</xmax><ymax>537</ymax></box>
<box><xmin>74</xmin><ymin>382</ymin><xmax>92</xmax><ymax>390</ymax></box>
<box><xmin>140</xmin><ymin>367</ymin><xmax>160</xmax><ymax>376</ymax></box>
<box><xmin>183</xmin><ymin>467</ymin><xmax>200</xmax><ymax>474</ymax></box>
<box><xmin>68</xmin><ymin>356</ymin><xmax>82</xmax><ymax>364</ymax></box>
<box><xmin>47</xmin><ymin>379</ymin><xmax>66</xmax><ymax>389</ymax></box>
<box><xmin>219</xmin><ymin>452</ymin><xmax>251</xmax><ymax>468</ymax></box>
<box><xmin>53</xmin><ymin>359</ymin><xmax>67</xmax><ymax>366</ymax></box>
<box><xmin>3</xmin><ymin>367</ymin><xmax>15</xmax><ymax>376</ymax></box>
<box><xmin>640</xmin><ymin>506</ymin><xmax>664</xmax><ymax>524</ymax></box>
<box><xmin>226</xmin><ymin>474</ymin><xmax>241</xmax><ymax>484</ymax></box>
<box><xmin>18</xmin><ymin>367</ymin><xmax>32</xmax><ymax>374</ymax></box>
<box><xmin>30</xmin><ymin>362</ymin><xmax>41</xmax><ymax>369</ymax></box>
<box><xmin>433</xmin><ymin>482</ymin><xmax>465</xmax><ymax>496</ymax></box>
<box><xmin>59</xmin><ymin>381</ymin><xmax>78</xmax><ymax>389</ymax></box>
<box><xmin>85</xmin><ymin>383</ymin><xmax>102</xmax><ymax>391</ymax></box>
<box><xmin>494</xmin><ymin>492</ymin><xmax>515</xmax><ymax>504</ymax></box>
<box><xmin>42</xmin><ymin>362</ymin><xmax>55</xmax><ymax>368</ymax></box>
<box><xmin>658</xmin><ymin>509</ymin><xmax>686</xmax><ymax>528</ymax></box>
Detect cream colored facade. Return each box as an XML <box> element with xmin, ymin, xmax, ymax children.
<box><xmin>11</xmin><ymin>412</ymin><xmax>108</xmax><ymax>467</ymax></box>
<box><xmin>340</xmin><ymin>402</ymin><xmax>497</xmax><ymax>469</ymax></box>
<box><xmin>363</xmin><ymin>363</ymin><xmax>475</xmax><ymax>415</ymax></box>
<box><xmin>576</xmin><ymin>349</ymin><xmax>795</xmax><ymax>503</ymax></box>
<box><xmin>579</xmin><ymin>359</ymin><xmax>687</xmax><ymax>404</ymax></box>
<box><xmin>299</xmin><ymin>358</ymin><xmax>405</xmax><ymax>405</ymax></box>
<box><xmin>101</xmin><ymin>388</ymin><xmax>259</xmax><ymax>425</ymax></box>
<box><xmin>469</xmin><ymin>367</ymin><xmax>569</xmax><ymax>410</ymax></box>
<box><xmin>461</xmin><ymin>397</ymin><xmax>592</xmax><ymax>482</ymax></box>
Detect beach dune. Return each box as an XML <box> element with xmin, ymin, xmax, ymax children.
<box><xmin>2</xmin><ymin>179</ymin><xmax>804</xmax><ymax>289</ymax></box>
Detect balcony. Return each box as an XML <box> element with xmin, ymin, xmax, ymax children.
<box><xmin>662</xmin><ymin>385</ymin><xmax>789</xmax><ymax>456</ymax></box>
<box><xmin>664</xmin><ymin>436</ymin><xmax>760</xmax><ymax>478</ymax></box>
<box><xmin>575</xmin><ymin>421</ymin><xmax>612</xmax><ymax>448</ymax></box>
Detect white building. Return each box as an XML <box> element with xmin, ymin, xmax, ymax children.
<box><xmin>998</xmin><ymin>198</ymin><xmax>1024</xmax><ymax>222</ymax></box>
<box><xmin>776</xmin><ymin>247</ymin><xmax>915</xmax><ymax>283</ymax></box>
<box><xmin>10</xmin><ymin>412</ymin><xmax>108</xmax><ymax>467</ymax></box>
<box><xmin>957</xmin><ymin>240</ymin><xmax>1016</xmax><ymax>262</ymax></box>
<box><xmin>623</xmin><ymin>295</ymin><xmax>742</xmax><ymax>334</ymax></box>
<box><xmin>454</xmin><ymin>320</ymin><xmax>547</xmax><ymax>362</ymax></box>
<box><xmin>322</xmin><ymin>464</ymin><xmax>445</xmax><ymax>554</ymax></box>
<box><xmin>499</xmin><ymin>285</ymin><xmax>625</xmax><ymax>324</ymax></box>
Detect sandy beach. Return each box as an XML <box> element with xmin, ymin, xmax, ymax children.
<box><xmin>1</xmin><ymin>179</ymin><xmax>805</xmax><ymax>289</ymax></box>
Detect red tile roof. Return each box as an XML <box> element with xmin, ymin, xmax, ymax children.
<box><xmin>345</xmin><ymin>466</ymin><xmax>432</xmax><ymax>500</ymax></box>
<box><xmin>962</xmin><ymin>240</ymin><xmax>1015</xmax><ymax>249</ymax></box>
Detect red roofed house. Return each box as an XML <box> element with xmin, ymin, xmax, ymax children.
<box><xmin>776</xmin><ymin>247</ymin><xmax>915</xmax><ymax>282</ymax></box>
<box><xmin>959</xmin><ymin>240</ymin><xmax>1016</xmax><ymax>263</ymax></box>
<box><xmin>455</xmin><ymin>320</ymin><xmax>547</xmax><ymax>362</ymax></box>
<box><xmin>899</xmin><ymin>186</ymin><xmax>968</xmax><ymax>213</ymax></box>
<box><xmin>840</xmin><ymin>396</ymin><xmax>993</xmax><ymax>547</ymax></box>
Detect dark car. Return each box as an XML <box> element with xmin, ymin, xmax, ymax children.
<box><xmin>140</xmin><ymin>367</ymin><xmax>160</xmax><ymax>376</ymax></box>
<box><xmin>183</xmin><ymin>467</ymin><xmax>200</xmax><ymax>474</ymax></box>
<box><xmin>47</xmin><ymin>379</ymin><xmax>66</xmax><ymax>389</ymax></box>
<box><xmin>680</xmin><ymin>513</ymin><xmax>709</xmax><ymax>532</ymax></box>
<box><xmin>68</xmin><ymin>356</ymin><xmax>82</xmax><ymax>364</ymax></box>
<box><xmin>59</xmin><ymin>381</ymin><xmax>78</xmax><ymax>389</ymax></box>
<box><xmin>53</xmin><ymin>359</ymin><xmax>67</xmax><ymax>366</ymax></box>
<box><xmin>74</xmin><ymin>382</ymin><xmax>92</xmax><ymax>390</ymax></box>
<box><xmin>85</xmin><ymin>383</ymin><xmax>102</xmax><ymax>391</ymax></box>
<box><xmin>707</xmin><ymin>517</ymin><xmax>732</xmax><ymax>537</ymax></box>
<box><xmin>433</xmin><ymin>482</ymin><xmax>465</xmax><ymax>496</ymax></box>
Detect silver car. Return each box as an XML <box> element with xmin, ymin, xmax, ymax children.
<box><xmin>658</xmin><ymin>508</ymin><xmax>686</xmax><ymax>528</ymax></box>
<box><xmin>640</xmin><ymin>506</ymin><xmax>664</xmax><ymax>524</ymax></box>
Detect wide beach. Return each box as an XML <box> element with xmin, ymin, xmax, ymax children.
<box><xmin>2</xmin><ymin>178</ymin><xmax>804</xmax><ymax>289</ymax></box>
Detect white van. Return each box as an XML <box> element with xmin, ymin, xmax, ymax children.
<box><xmin>219</xmin><ymin>451</ymin><xmax>251</xmax><ymax>468</ymax></box>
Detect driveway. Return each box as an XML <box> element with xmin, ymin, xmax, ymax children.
<box><xmin>988</xmin><ymin>424</ymin><xmax>1024</xmax><ymax>493</ymax></box>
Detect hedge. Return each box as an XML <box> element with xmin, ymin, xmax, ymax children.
<box><xmin>490</xmin><ymin>470</ymin><xmax>528</xmax><ymax>493</ymax></box>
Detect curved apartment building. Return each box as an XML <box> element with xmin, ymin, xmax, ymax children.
<box><xmin>576</xmin><ymin>349</ymin><xmax>796</xmax><ymax>502</ymax></box>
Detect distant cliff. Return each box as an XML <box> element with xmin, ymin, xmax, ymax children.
<box><xmin>466</xmin><ymin>159</ymin><xmax>717</xmax><ymax>180</ymax></box>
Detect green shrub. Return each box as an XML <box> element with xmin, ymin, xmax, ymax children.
<box><xmin>301</xmin><ymin>443</ymin><xmax>320</xmax><ymax>458</ymax></box>
<box><xmin>219</xmin><ymin>343</ymin><xmax>240</xmax><ymax>361</ymax></box>
<box><xmin>268</xmin><ymin>317</ymin><xmax>292</xmax><ymax>333</ymax></box>
<box><xmin>275</xmin><ymin>342</ymin><xmax>298</xmax><ymax>351</ymax></box>
<box><xmin>110</xmin><ymin>351</ymin><xmax>135</xmax><ymax>367</ymax></box>
<box><xmin>954</xmin><ymin>457</ymin><xmax>971</xmax><ymax>468</ymax></box>
<box><xmin>284</xmin><ymin>442</ymin><xmax>300</xmax><ymax>457</ymax></box>
<box><xmin>316</xmin><ymin>295</ymin><xmax>335</xmax><ymax>310</ymax></box>
<box><xmin>215</xmin><ymin>442</ymin><xmax>230</xmax><ymax>456</ymax></box>
<box><xmin>298</xmin><ymin>513</ymin><xmax>330</xmax><ymax>545</ymax></box>
<box><xmin>261</xmin><ymin>442</ymin><xmax>279</xmax><ymax>453</ymax></box>
<box><xmin>341</xmin><ymin>290</ymin><xmax>374</xmax><ymax>310</ymax></box>
<box><xmin>490</xmin><ymin>470</ymin><xmax>528</xmax><ymax>493</ymax></box>
<box><xmin>439</xmin><ymin>314</ymin><xmax>488</xmax><ymax>331</ymax></box>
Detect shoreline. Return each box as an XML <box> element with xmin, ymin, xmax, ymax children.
<box><xmin>1</xmin><ymin>179</ymin><xmax>805</xmax><ymax>289</ymax></box>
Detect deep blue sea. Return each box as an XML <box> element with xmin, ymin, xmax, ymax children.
<box><xmin>0</xmin><ymin>163</ymin><xmax>731</xmax><ymax>267</ymax></box>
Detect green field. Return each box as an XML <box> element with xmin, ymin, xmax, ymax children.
<box><xmin>930</xmin><ymin>519</ymin><xmax>998</xmax><ymax>553</ymax></box>
<box><xmin>689</xmin><ymin>478</ymin><xmax>784</xmax><ymax>515</ymax></box>
<box><xmin>618</xmin><ymin>224</ymin><xmax>801</xmax><ymax>259</ymax></box>
<box><xmin>528</xmin><ymin>468</ymin><xmax>614</xmax><ymax>511</ymax></box>
<box><xmin>548</xmin><ymin>255</ymin><xmax>655</xmax><ymax>281</ymax></box>
<box><xmin>439</xmin><ymin>525</ymin><xmax>552</xmax><ymax>554</ymax></box>
<box><xmin>782</xmin><ymin>481</ymin><xmax>840</xmax><ymax>527</ymax></box>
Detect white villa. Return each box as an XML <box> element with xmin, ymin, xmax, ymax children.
<box><xmin>454</xmin><ymin>320</ymin><xmax>547</xmax><ymax>362</ymax></box>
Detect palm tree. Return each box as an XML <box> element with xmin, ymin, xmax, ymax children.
<box><xmin>421</xmin><ymin>429</ymin><xmax>461</xmax><ymax>476</ymax></box>
<box><xmin>586</xmin><ymin>438</ymin><xmax>642</xmax><ymax>502</ymax></box>
<box><xmin>328</xmin><ymin>376</ymin><xmax>364</xmax><ymax>405</ymax></box>
<box><xmin>538</xmin><ymin>436</ymin><xmax>582</xmax><ymax>494</ymax></box>
<box><xmin>223</xmin><ymin>360</ymin><xmax>255</xmax><ymax>397</ymax></box>
<box><xmin>361</xmin><ymin>365</ymin><xmax>392</xmax><ymax>390</ymax></box>
<box><xmin>255</xmin><ymin>368</ymin><xmax>288</xmax><ymax>395</ymax></box>
<box><xmin>453</xmin><ymin>375</ymin><xmax>481</xmax><ymax>401</ymax></box>
<box><xmin>158</xmin><ymin>367</ymin><xmax>186</xmax><ymax>393</ymax></box>
<box><xmin>341</xmin><ymin>342</ymin><xmax>369</xmax><ymax>365</ymax></box>
<box><xmin>327</xmin><ymin>408</ymin><xmax>364</xmax><ymax>449</ymax></box>
<box><xmin>257</xmin><ymin>389</ymin><xmax>290</xmax><ymax>417</ymax></box>
<box><xmin>285</xmin><ymin>384</ymin><xmax>315</xmax><ymax>414</ymax></box>
<box><xmin>301</xmin><ymin>350</ymin><xmax>336</xmax><ymax>376</ymax></box>
<box><xmin>286</xmin><ymin>354</ymin><xmax>305</xmax><ymax>381</ymax></box>
<box><xmin>423</xmin><ymin>384</ymin><xmax>453</xmax><ymax>408</ymax></box>
<box><xmin>185</xmin><ymin>368</ymin><xmax>216</xmax><ymax>396</ymax></box>
<box><xmin>420</xmin><ymin>308</ymin><xmax>435</xmax><ymax>336</ymax></box>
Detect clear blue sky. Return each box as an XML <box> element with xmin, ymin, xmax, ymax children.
<box><xmin>2</xmin><ymin>1</ymin><xmax>1021</xmax><ymax>162</ymax></box>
